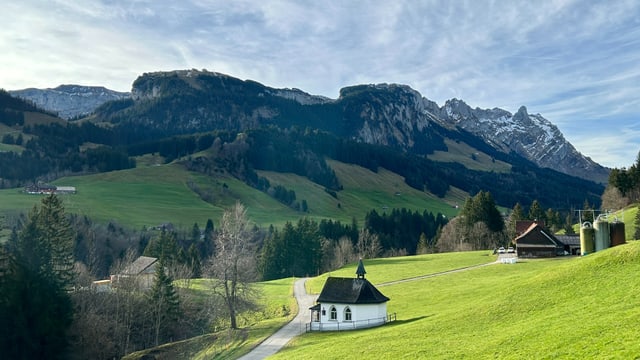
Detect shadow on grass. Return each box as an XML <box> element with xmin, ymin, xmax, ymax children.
<box><xmin>387</xmin><ymin>315</ymin><xmax>430</xmax><ymax>326</ymax></box>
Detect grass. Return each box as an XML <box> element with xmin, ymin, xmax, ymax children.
<box><xmin>428</xmin><ymin>139</ymin><xmax>511</xmax><ymax>173</ymax></box>
<box><xmin>258</xmin><ymin>160</ymin><xmax>460</xmax><ymax>226</ymax></box>
<box><xmin>271</xmin><ymin>242</ymin><xmax>640</xmax><ymax>359</ymax></box>
<box><xmin>123</xmin><ymin>277</ymin><xmax>298</xmax><ymax>360</ymax></box>
<box><xmin>0</xmin><ymin>158</ymin><xmax>459</xmax><ymax>232</ymax></box>
<box><xmin>305</xmin><ymin>250</ymin><xmax>496</xmax><ymax>294</ymax></box>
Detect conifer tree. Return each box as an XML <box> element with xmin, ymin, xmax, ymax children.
<box><xmin>634</xmin><ymin>207</ymin><xmax>640</xmax><ymax>240</ymax></box>
<box><xmin>0</xmin><ymin>194</ymin><xmax>74</xmax><ymax>359</ymax></box>
<box><xmin>528</xmin><ymin>200</ymin><xmax>545</xmax><ymax>223</ymax></box>
<box><xmin>147</xmin><ymin>258</ymin><xmax>180</xmax><ymax>346</ymax></box>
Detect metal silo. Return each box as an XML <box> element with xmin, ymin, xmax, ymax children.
<box><xmin>609</xmin><ymin>221</ymin><xmax>626</xmax><ymax>247</ymax></box>
<box><xmin>580</xmin><ymin>222</ymin><xmax>595</xmax><ymax>256</ymax></box>
<box><xmin>594</xmin><ymin>216</ymin><xmax>610</xmax><ymax>251</ymax></box>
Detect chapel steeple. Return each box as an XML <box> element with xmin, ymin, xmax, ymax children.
<box><xmin>356</xmin><ymin>258</ymin><xmax>366</xmax><ymax>279</ymax></box>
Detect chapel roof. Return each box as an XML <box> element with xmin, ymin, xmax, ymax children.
<box><xmin>316</xmin><ymin>277</ymin><xmax>390</xmax><ymax>304</ymax></box>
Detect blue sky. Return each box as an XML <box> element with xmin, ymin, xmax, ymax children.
<box><xmin>2</xmin><ymin>0</ymin><xmax>639</xmax><ymax>169</ymax></box>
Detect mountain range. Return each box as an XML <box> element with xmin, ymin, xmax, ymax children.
<box><xmin>9</xmin><ymin>70</ymin><xmax>608</xmax><ymax>183</ymax></box>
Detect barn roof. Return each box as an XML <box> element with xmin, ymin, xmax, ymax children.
<box><xmin>316</xmin><ymin>277</ymin><xmax>390</xmax><ymax>304</ymax></box>
<box><xmin>123</xmin><ymin>256</ymin><xmax>158</xmax><ymax>275</ymax></box>
<box><xmin>515</xmin><ymin>223</ymin><xmax>564</xmax><ymax>247</ymax></box>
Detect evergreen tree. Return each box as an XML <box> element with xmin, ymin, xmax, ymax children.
<box><xmin>147</xmin><ymin>258</ymin><xmax>180</xmax><ymax>346</ymax></box>
<box><xmin>188</xmin><ymin>243</ymin><xmax>202</xmax><ymax>278</ymax></box>
<box><xmin>634</xmin><ymin>207</ymin><xmax>640</xmax><ymax>240</ymax></box>
<box><xmin>564</xmin><ymin>211</ymin><xmax>576</xmax><ymax>235</ymax></box>
<box><xmin>144</xmin><ymin>230</ymin><xmax>178</xmax><ymax>264</ymax></box>
<box><xmin>0</xmin><ymin>194</ymin><xmax>74</xmax><ymax>359</ymax></box>
<box><xmin>527</xmin><ymin>200</ymin><xmax>545</xmax><ymax>223</ymax></box>
<box><xmin>507</xmin><ymin>202</ymin><xmax>525</xmax><ymax>238</ymax></box>
<box><xmin>416</xmin><ymin>232</ymin><xmax>429</xmax><ymax>254</ymax></box>
<box><xmin>461</xmin><ymin>191</ymin><xmax>504</xmax><ymax>233</ymax></box>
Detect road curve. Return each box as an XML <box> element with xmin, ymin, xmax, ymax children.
<box><xmin>238</xmin><ymin>277</ymin><xmax>314</xmax><ymax>360</ymax></box>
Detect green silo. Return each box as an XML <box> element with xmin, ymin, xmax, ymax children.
<box><xmin>580</xmin><ymin>222</ymin><xmax>595</xmax><ymax>256</ymax></box>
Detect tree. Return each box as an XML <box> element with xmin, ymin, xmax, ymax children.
<box><xmin>563</xmin><ymin>211</ymin><xmax>576</xmax><ymax>235</ymax></box>
<box><xmin>0</xmin><ymin>194</ymin><xmax>75</xmax><ymax>359</ymax></box>
<box><xmin>527</xmin><ymin>200</ymin><xmax>545</xmax><ymax>223</ymax></box>
<box><xmin>356</xmin><ymin>228</ymin><xmax>382</xmax><ymax>259</ymax></box>
<box><xmin>416</xmin><ymin>232</ymin><xmax>430</xmax><ymax>254</ymax></box>
<box><xmin>461</xmin><ymin>191</ymin><xmax>504</xmax><ymax>233</ymax></box>
<box><xmin>581</xmin><ymin>200</ymin><xmax>595</xmax><ymax>223</ymax></box>
<box><xmin>147</xmin><ymin>258</ymin><xmax>180</xmax><ymax>346</ymax></box>
<box><xmin>634</xmin><ymin>207</ymin><xmax>640</xmax><ymax>240</ymax></box>
<box><xmin>601</xmin><ymin>185</ymin><xmax>629</xmax><ymax>211</ymax></box>
<box><xmin>208</xmin><ymin>202</ymin><xmax>258</xmax><ymax>329</ymax></box>
<box><xmin>506</xmin><ymin>202</ymin><xmax>525</xmax><ymax>241</ymax></box>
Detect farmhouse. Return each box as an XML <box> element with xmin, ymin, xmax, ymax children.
<box><xmin>514</xmin><ymin>221</ymin><xmax>566</xmax><ymax>258</ymax></box>
<box><xmin>308</xmin><ymin>259</ymin><xmax>392</xmax><ymax>331</ymax></box>
<box><xmin>24</xmin><ymin>183</ymin><xmax>76</xmax><ymax>194</ymax></box>
<box><xmin>93</xmin><ymin>256</ymin><xmax>158</xmax><ymax>291</ymax></box>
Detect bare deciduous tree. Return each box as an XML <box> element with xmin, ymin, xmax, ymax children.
<box><xmin>356</xmin><ymin>228</ymin><xmax>382</xmax><ymax>259</ymax></box>
<box><xmin>207</xmin><ymin>202</ymin><xmax>258</xmax><ymax>329</ymax></box>
<box><xmin>601</xmin><ymin>185</ymin><xmax>629</xmax><ymax>212</ymax></box>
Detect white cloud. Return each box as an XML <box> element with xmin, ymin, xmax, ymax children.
<box><xmin>2</xmin><ymin>0</ymin><xmax>640</xmax><ymax>167</ymax></box>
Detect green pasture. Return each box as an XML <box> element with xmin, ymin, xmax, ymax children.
<box><xmin>306</xmin><ymin>250</ymin><xmax>496</xmax><ymax>294</ymax></box>
<box><xmin>124</xmin><ymin>277</ymin><xmax>298</xmax><ymax>360</ymax></box>
<box><xmin>0</xmin><ymin>158</ymin><xmax>459</xmax><ymax>232</ymax></box>
<box><xmin>272</xmin><ymin>242</ymin><xmax>640</xmax><ymax>359</ymax></box>
<box><xmin>428</xmin><ymin>139</ymin><xmax>511</xmax><ymax>173</ymax></box>
<box><xmin>0</xmin><ymin>163</ymin><xmax>303</xmax><ymax>230</ymax></box>
<box><xmin>259</xmin><ymin>159</ymin><xmax>460</xmax><ymax>225</ymax></box>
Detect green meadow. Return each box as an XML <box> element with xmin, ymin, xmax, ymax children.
<box><xmin>124</xmin><ymin>277</ymin><xmax>298</xmax><ymax>360</ymax></box>
<box><xmin>128</xmin><ymin>245</ymin><xmax>640</xmax><ymax>359</ymax></box>
<box><xmin>0</xmin><ymin>159</ymin><xmax>459</xmax><ymax>232</ymax></box>
<box><xmin>271</xmin><ymin>242</ymin><xmax>640</xmax><ymax>359</ymax></box>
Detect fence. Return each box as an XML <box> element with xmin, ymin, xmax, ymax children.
<box><xmin>306</xmin><ymin>312</ymin><xmax>396</xmax><ymax>332</ymax></box>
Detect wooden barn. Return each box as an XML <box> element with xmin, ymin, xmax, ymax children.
<box><xmin>308</xmin><ymin>259</ymin><xmax>392</xmax><ymax>331</ymax></box>
<box><xmin>514</xmin><ymin>221</ymin><xmax>566</xmax><ymax>258</ymax></box>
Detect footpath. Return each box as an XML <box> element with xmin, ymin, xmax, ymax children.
<box><xmin>240</xmin><ymin>258</ymin><xmax>499</xmax><ymax>359</ymax></box>
<box><xmin>238</xmin><ymin>277</ymin><xmax>314</xmax><ymax>360</ymax></box>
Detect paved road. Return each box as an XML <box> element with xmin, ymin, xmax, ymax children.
<box><xmin>238</xmin><ymin>277</ymin><xmax>314</xmax><ymax>360</ymax></box>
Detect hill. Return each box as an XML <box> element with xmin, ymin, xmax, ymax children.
<box><xmin>0</xmin><ymin>158</ymin><xmax>459</xmax><ymax>231</ymax></box>
<box><xmin>272</xmin><ymin>241</ymin><xmax>640</xmax><ymax>359</ymax></box>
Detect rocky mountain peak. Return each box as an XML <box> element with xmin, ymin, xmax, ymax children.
<box><xmin>441</xmin><ymin>101</ymin><xmax>608</xmax><ymax>183</ymax></box>
<box><xmin>9</xmin><ymin>85</ymin><xmax>130</xmax><ymax>119</ymax></box>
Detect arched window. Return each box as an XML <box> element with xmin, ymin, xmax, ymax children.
<box><xmin>329</xmin><ymin>306</ymin><xmax>337</xmax><ymax>320</ymax></box>
<box><xmin>344</xmin><ymin>307</ymin><xmax>352</xmax><ymax>321</ymax></box>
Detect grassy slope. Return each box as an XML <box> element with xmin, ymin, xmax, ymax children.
<box><xmin>428</xmin><ymin>138</ymin><xmax>511</xmax><ymax>173</ymax></box>
<box><xmin>123</xmin><ymin>277</ymin><xmax>298</xmax><ymax>360</ymax></box>
<box><xmin>271</xmin><ymin>242</ymin><xmax>640</xmax><ymax>359</ymax></box>
<box><xmin>0</xmin><ymin>158</ymin><xmax>460</xmax><ymax>231</ymax></box>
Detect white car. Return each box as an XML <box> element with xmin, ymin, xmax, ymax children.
<box><xmin>507</xmin><ymin>247</ymin><xmax>515</xmax><ymax>253</ymax></box>
<box><xmin>498</xmin><ymin>247</ymin><xmax>506</xmax><ymax>254</ymax></box>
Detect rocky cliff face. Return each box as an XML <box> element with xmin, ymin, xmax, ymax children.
<box><xmin>10</xmin><ymin>85</ymin><xmax>130</xmax><ymax>119</ymax></box>
<box><xmin>15</xmin><ymin>70</ymin><xmax>608</xmax><ymax>182</ymax></box>
<box><xmin>438</xmin><ymin>99</ymin><xmax>609</xmax><ymax>183</ymax></box>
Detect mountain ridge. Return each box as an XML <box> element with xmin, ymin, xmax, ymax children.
<box><xmin>9</xmin><ymin>85</ymin><xmax>130</xmax><ymax>120</ymax></box>
<box><xmin>9</xmin><ymin>69</ymin><xmax>608</xmax><ymax>183</ymax></box>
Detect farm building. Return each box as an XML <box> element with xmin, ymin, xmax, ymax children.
<box><xmin>308</xmin><ymin>259</ymin><xmax>392</xmax><ymax>331</ymax></box>
<box><xmin>514</xmin><ymin>221</ymin><xmax>566</xmax><ymax>258</ymax></box>
<box><xmin>24</xmin><ymin>183</ymin><xmax>76</xmax><ymax>194</ymax></box>
<box><xmin>113</xmin><ymin>256</ymin><xmax>158</xmax><ymax>289</ymax></box>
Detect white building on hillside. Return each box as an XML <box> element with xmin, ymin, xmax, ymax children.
<box><xmin>308</xmin><ymin>259</ymin><xmax>392</xmax><ymax>331</ymax></box>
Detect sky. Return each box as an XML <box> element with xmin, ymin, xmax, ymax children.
<box><xmin>2</xmin><ymin>0</ymin><xmax>639</xmax><ymax>169</ymax></box>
